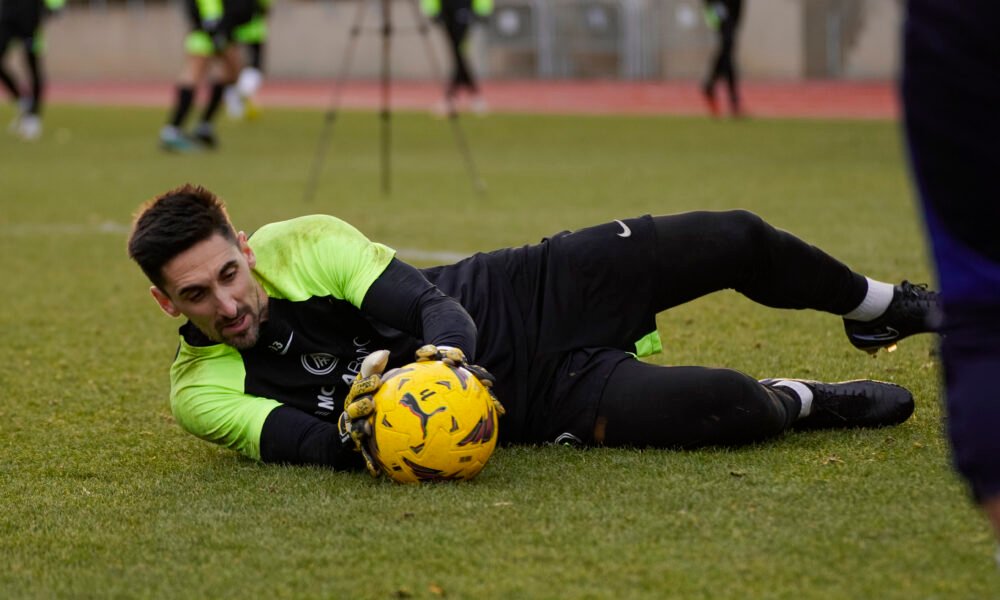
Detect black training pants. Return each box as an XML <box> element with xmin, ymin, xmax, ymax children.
<box><xmin>705</xmin><ymin>18</ymin><xmax>740</xmax><ymax>109</ymax></box>
<box><xmin>440</xmin><ymin>10</ymin><xmax>477</xmax><ymax>96</ymax></box>
<box><xmin>580</xmin><ymin>210</ymin><xmax>868</xmax><ymax>448</ymax></box>
<box><xmin>0</xmin><ymin>24</ymin><xmax>43</xmax><ymax>114</ymax></box>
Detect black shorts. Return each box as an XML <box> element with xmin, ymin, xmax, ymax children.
<box><xmin>430</xmin><ymin>215</ymin><xmax>663</xmax><ymax>444</ymax></box>
<box><xmin>0</xmin><ymin>20</ymin><xmax>39</xmax><ymax>47</ymax></box>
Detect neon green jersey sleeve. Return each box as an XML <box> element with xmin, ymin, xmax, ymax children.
<box><xmin>196</xmin><ymin>0</ymin><xmax>223</xmax><ymax>22</ymax></box>
<box><xmin>473</xmin><ymin>0</ymin><xmax>493</xmax><ymax>16</ymax></box>
<box><xmin>422</xmin><ymin>0</ymin><xmax>493</xmax><ymax>17</ymax></box>
<box><xmin>421</xmin><ymin>0</ymin><xmax>440</xmax><ymax>16</ymax></box>
<box><xmin>170</xmin><ymin>338</ymin><xmax>280</xmax><ymax>461</ymax></box>
<box><xmin>249</xmin><ymin>215</ymin><xmax>396</xmax><ymax>307</ymax></box>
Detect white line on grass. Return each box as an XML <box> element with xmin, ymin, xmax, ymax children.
<box><xmin>0</xmin><ymin>222</ymin><xmax>132</xmax><ymax>235</ymax></box>
<box><xmin>0</xmin><ymin>222</ymin><xmax>470</xmax><ymax>264</ymax></box>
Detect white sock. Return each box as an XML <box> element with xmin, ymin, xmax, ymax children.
<box><xmin>224</xmin><ymin>86</ymin><xmax>245</xmax><ymax>118</ymax></box>
<box><xmin>237</xmin><ymin>67</ymin><xmax>263</xmax><ymax>97</ymax></box>
<box><xmin>843</xmin><ymin>277</ymin><xmax>895</xmax><ymax>321</ymax></box>
<box><xmin>770</xmin><ymin>380</ymin><xmax>813</xmax><ymax>419</ymax></box>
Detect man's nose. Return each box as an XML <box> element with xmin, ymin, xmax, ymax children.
<box><xmin>217</xmin><ymin>293</ymin><xmax>239</xmax><ymax>318</ymax></box>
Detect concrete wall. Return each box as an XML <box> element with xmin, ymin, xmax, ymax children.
<box><xmin>842</xmin><ymin>0</ymin><xmax>902</xmax><ymax>78</ymax></box>
<box><xmin>37</xmin><ymin>1</ymin><xmax>456</xmax><ymax>81</ymax></box>
<box><xmin>44</xmin><ymin>6</ymin><xmax>189</xmax><ymax>80</ymax></box>
<box><xmin>19</xmin><ymin>0</ymin><xmax>900</xmax><ymax>81</ymax></box>
<box><xmin>742</xmin><ymin>0</ymin><xmax>806</xmax><ymax>79</ymax></box>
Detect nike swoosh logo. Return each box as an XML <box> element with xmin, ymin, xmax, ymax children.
<box><xmin>851</xmin><ymin>327</ymin><xmax>899</xmax><ymax>342</ymax></box>
<box><xmin>280</xmin><ymin>331</ymin><xmax>294</xmax><ymax>355</ymax></box>
<box><xmin>614</xmin><ymin>219</ymin><xmax>632</xmax><ymax>238</ymax></box>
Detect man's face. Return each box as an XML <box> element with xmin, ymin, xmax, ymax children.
<box><xmin>150</xmin><ymin>232</ymin><xmax>268</xmax><ymax>350</ymax></box>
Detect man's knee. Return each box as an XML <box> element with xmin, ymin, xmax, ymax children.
<box><xmin>712</xmin><ymin>209</ymin><xmax>772</xmax><ymax>256</ymax></box>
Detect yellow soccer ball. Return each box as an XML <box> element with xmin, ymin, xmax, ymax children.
<box><xmin>368</xmin><ymin>360</ymin><xmax>500</xmax><ymax>483</ymax></box>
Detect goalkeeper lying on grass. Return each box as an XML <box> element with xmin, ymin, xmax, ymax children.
<box><xmin>127</xmin><ymin>184</ymin><xmax>940</xmax><ymax>471</ymax></box>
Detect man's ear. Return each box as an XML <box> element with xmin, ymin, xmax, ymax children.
<box><xmin>150</xmin><ymin>286</ymin><xmax>181</xmax><ymax>318</ymax></box>
<box><xmin>237</xmin><ymin>231</ymin><xmax>256</xmax><ymax>269</ymax></box>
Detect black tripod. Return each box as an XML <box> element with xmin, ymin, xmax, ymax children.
<box><xmin>304</xmin><ymin>0</ymin><xmax>486</xmax><ymax>202</ymax></box>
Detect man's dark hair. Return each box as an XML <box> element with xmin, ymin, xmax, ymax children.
<box><xmin>128</xmin><ymin>184</ymin><xmax>237</xmax><ymax>290</ymax></box>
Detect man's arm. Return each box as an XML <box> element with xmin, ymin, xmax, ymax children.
<box><xmin>174</xmin><ymin>387</ymin><xmax>361</xmax><ymax>469</ymax></box>
<box><xmin>259</xmin><ymin>406</ymin><xmax>362</xmax><ymax>469</ymax></box>
<box><xmin>171</xmin><ymin>338</ymin><xmax>363</xmax><ymax>469</ymax></box>
<box><xmin>361</xmin><ymin>258</ymin><xmax>478</xmax><ymax>360</ymax></box>
<box><xmin>172</xmin><ymin>362</ymin><xmax>362</xmax><ymax>469</ymax></box>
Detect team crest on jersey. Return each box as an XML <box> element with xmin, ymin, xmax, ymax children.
<box><xmin>301</xmin><ymin>353</ymin><xmax>339</xmax><ymax>376</ymax></box>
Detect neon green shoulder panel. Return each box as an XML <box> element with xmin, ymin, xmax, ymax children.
<box><xmin>473</xmin><ymin>0</ymin><xmax>493</xmax><ymax>16</ymax></box>
<box><xmin>421</xmin><ymin>0</ymin><xmax>440</xmax><ymax>16</ymax></box>
<box><xmin>196</xmin><ymin>0</ymin><xmax>223</xmax><ymax>21</ymax></box>
<box><xmin>170</xmin><ymin>338</ymin><xmax>281</xmax><ymax>461</ymax></box>
<box><xmin>249</xmin><ymin>215</ymin><xmax>396</xmax><ymax>308</ymax></box>
<box><xmin>422</xmin><ymin>0</ymin><xmax>492</xmax><ymax>16</ymax></box>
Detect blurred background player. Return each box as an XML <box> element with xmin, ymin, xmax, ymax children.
<box><xmin>902</xmin><ymin>0</ymin><xmax>1000</xmax><ymax>556</ymax></box>
<box><xmin>160</xmin><ymin>0</ymin><xmax>255</xmax><ymax>152</ymax></box>
<box><xmin>421</xmin><ymin>0</ymin><xmax>492</xmax><ymax>115</ymax></box>
<box><xmin>701</xmin><ymin>0</ymin><xmax>743</xmax><ymax>118</ymax></box>
<box><xmin>224</xmin><ymin>0</ymin><xmax>271</xmax><ymax>121</ymax></box>
<box><xmin>0</xmin><ymin>0</ymin><xmax>64</xmax><ymax>141</ymax></box>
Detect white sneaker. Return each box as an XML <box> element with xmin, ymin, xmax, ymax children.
<box><xmin>159</xmin><ymin>125</ymin><xmax>197</xmax><ymax>152</ymax></box>
<box><xmin>224</xmin><ymin>86</ymin><xmax>245</xmax><ymax>120</ymax></box>
<box><xmin>237</xmin><ymin>67</ymin><xmax>263</xmax><ymax>97</ymax></box>
<box><xmin>18</xmin><ymin>115</ymin><xmax>41</xmax><ymax>140</ymax></box>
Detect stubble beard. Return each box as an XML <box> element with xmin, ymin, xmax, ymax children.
<box><xmin>217</xmin><ymin>287</ymin><xmax>269</xmax><ymax>350</ymax></box>
<box><xmin>224</xmin><ymin>318</ymin><xmax>260</xmax><ymax>350</ymax></box>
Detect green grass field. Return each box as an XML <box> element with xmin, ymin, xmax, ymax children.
<box><xmin>1</xmin><ymin>105</ymin><xmax>995</xmax><ymax>598</ymax></box>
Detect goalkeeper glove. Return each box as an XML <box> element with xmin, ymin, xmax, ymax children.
<box><xmin>337</xmin><ymin>349</ymin><xmax>390</xmax><ymax>476</ymax></box>
<box><xmin>414</xmin><ymin>344</ymin><xmax>506</xmax><ymax>416</ymax></box>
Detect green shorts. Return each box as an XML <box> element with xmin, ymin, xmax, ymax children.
<box><xmin>185</xmin><ymin>31</ymin><xmax>220</xmax><ymax>57</ymax></box>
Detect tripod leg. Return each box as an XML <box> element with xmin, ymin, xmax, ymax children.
<box><xmin>303</xmin><ymin>0</ymin><xmax>370</xmax><ymax>203</ymax></box>
<box><xmin>405</xmin><ymin>0</ymin><xmax>487</xmax><ymax>194</ymax></box>
<box><xmin>407</xmin><ymin>0</ymin><xmax>446</xmax><ymax>92</ymax></box>
<box><xmin>446</xmin><ymin>113</ymin><xmax>486</xmax><ymax>193</ymax></box>
<box><xmin>380</xmin><ymin>0</ymin><xmax>392</xmax><ymax>195</ymax></box>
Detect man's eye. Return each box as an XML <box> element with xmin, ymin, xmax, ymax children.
<box><xmin>222</xmin><ymin>269</ymin><xmax>237</xmax><ymax>281</ymax></box>
<box><xmin>187</xmin><ymin>291</ymin><xmax>204</xmax><ymax>302</ymax></box>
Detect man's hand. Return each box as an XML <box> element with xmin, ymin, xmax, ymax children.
<box><xmin>415</xmin><ymin>345</ymin><xmax>506</xmax><ymax>416</ymax></box>
<box><xmin>415</xmin><ymin>344</ymin><xmax>467</xmax><ymax>367</ymax></box>
<box><xmin>337</xmin><ymin>349</ymin><xmax>390</xmax><ymax>476</ymax></box>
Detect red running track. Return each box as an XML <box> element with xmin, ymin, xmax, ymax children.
<box><xmin>48</xmin><ymin>79</ymin><xmax>899</xmax><ymax>120</ymax></box>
